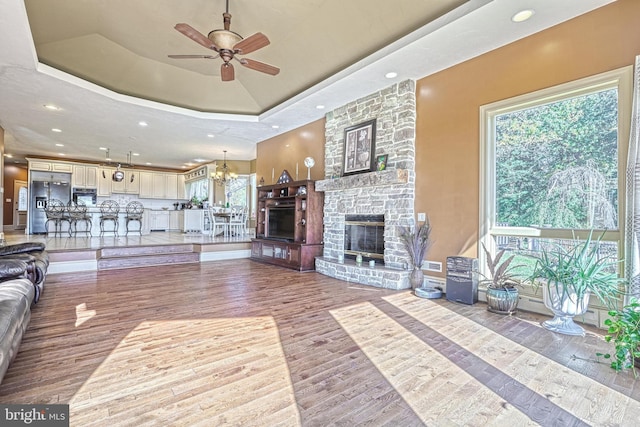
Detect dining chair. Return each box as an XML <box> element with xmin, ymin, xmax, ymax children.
<box><xmin>229</xmin><ymin>205</ymin><xmax>247</xmax><ymax>236</ymax></box>
<box><xmin>208</xmin><ymin>206</ymin><xmax>229</xmax><ymax>237</ymax></box>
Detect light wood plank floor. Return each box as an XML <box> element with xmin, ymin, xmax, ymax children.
<box><xmin>3</xmin><ymin>229</ymin><xmax>251</xmax><ymax>251</ymax></box>
<box><xmin>1</xmin><ymin>260</ymin><xmax>639</xmax><ymax>426</ymax></box>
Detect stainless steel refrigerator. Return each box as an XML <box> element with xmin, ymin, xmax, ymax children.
<box><xmin>29</xmin><ymin>172</ymin><xmax>72</xmax><ymax>234</ymax></box>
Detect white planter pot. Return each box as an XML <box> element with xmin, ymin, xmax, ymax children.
<box><xmin>542</xmin><ymin>283</ymin><xmax>590</xmax><ymax>336</ymax></box>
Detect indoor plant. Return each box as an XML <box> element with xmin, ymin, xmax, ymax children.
<box><xmin>399</xmin><ymin>218</ymin><xmax>432</xmax><ymax>289</ymax></box>
<box><xmin>480</xmin><ymin>243</ymin><xmax>522</xmax><ymax>315</ymax></box>
<box><xmin>596</xmin><ymin>298</ymin><xmax>640</xmax><ymax>377</ymax></box>
<box><xmin>528</xmin><ymin>230</ymin><xmax>624</xmax><ymax>336</ymax></box>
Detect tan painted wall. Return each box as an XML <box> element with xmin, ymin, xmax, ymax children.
<box><xmin>256</xmin><ymin>118</ymin><xmax>326</xmax><ymax>184</ymax></box>
<box><xmin>415</xmin><ymin>0</ymin><xmax>640</xmax><ymax>275</ymax></box>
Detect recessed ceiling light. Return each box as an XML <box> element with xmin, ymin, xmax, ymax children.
<box><xmin>51</xmin><ymin>128</ymin><xmax>62</xmax><ymax>133</ymax></box>
<box><xmin>132</xmin><ymin>152</ymin><xmax>140</xmax><ymax>156</ymax></box>
<box><xmin>181</xmin><ymin>165</ymin><xmax>187</xmax><ymax>169</ymax></box>
<box><xmin>385</xmin><ymin>72</ymin><xmax>398</xmax><ymax>79</ymax></box>
<box><xmin>145</xmin><ymin>162</ymin><xmax>152</xmax><ymax>165</ymax></box>
<box><xmin>58</xmin><ymin>153</ymin><xmax>65</xmax><ymax>156</ymax></box>
<box><xmin>106</xmin><ymin>157</ymin><xmax>112</xmax><ymax>161</ymax></box>
<box><xmin>4</xmin><ymin>154</ymin><xmax>13</xmax><ymax>158</ymax></box>
<box><xmin>316</xmin><ymin>105</ymin><xmax>325</xmax><ymax>110</ymax></box>
<box><xmin>207</xmin><ymin>134</ymin><xmax>215</xmax><ymax>138</ymax></box>
<box><xmin>99</xmin><ymin>147</ymin><xmax>108</xmax><ymax>151</ymax></box>
<box><xmin>272</xmin><ymin>125</ymin><xmax>280</xmax><ymax>129</ymax></box>
<box><xmin>193</xmin><ymin>158</ymin><xmax>206</xmax><ymax>163</ymax></box>
<box><xmin>185</xmin><ymin>163</ymin><xmax>194</xmax><ymax>167</ymax></box>
<box><xmin>512</xmin><ymin>9</ymin><xmax>534</xmax><ymax>23</ymax></box>
<box><xmin>55</xmin><ymin>143</ymin><xmax>64</xmax><ymax>147</ymax></box>
<box><xmin>138</xmin><ymin>121</ymin><xmax>148</xmax><ymax>127</ymax></box>
<box><xmin>43</xmin><ymin>104</ymin><xmax>60</xmax><ymax>111</ymax></box>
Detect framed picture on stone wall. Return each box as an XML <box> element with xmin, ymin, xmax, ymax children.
<box><xmin>342</xmin><ymin>119</ymin><xmax>376</xmax><ymax>176</ymax></box>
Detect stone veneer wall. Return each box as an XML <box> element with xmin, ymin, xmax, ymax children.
<box><xmin>315</xmin><ymin>80</ymin><xmax>417</xmax><ymax>289</ymax></box>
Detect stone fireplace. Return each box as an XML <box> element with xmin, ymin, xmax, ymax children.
<box><xmin>315</xmin><ymin>80</ymin><xmax>417</xmax><ymax>290</ymax></box>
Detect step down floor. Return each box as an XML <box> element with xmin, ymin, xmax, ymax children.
<box><xmin>98</xmin><ymin>244</ymin><xmax>199</xmax><ymax>270</ymax></box>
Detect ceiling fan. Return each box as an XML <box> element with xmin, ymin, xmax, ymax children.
<box><xmin>168</xmin><ymin>0</ymin><xmax>280</xmax><ymax>82</ymax></box>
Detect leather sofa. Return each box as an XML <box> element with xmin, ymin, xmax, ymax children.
<box><xmin>0</xmin><ymin>242</ymin><xmax>48</xmax><ymax>384</ymax></box>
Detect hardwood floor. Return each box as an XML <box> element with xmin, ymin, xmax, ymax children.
<box><xmin>1</xmin><ymin>260</ymin><xmax>639</xmax><ymax>426</ymax></box>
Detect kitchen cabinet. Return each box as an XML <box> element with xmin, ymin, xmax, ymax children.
<box><xmin>169</xmin><ymin>210</ymin><xmax>183</xmax><ymax>231</ymax></box>
<box><xmin>111</xmin><ymin>170</ymin><xmax>139</xmax><ymax>194</ymax></box>
<box><xmin>139</xmin><ymin>172</ymin><xmax>153</xmax><ymax>198</ymax></box>
<box><xmin>183</xmin><ymin>209</ymin><xmax>204</xmax><ymax>233</ymax></box>
<box><xmin>72</xmin><ymin>165</ymin><xmax>98</xmax><ymax>188</ymax></box>
<box><xmin>149</xmin><ymin>210</ymin><xmax>170</xmax><ymax>231</ymax></box>
<box><xmin>165</xmin><ymin>174</ymin><xmax>178</xmax><ymax>199</ymax></box>
<box><xmin>97</xmin><ymin>168</ymin><xmax>113</xmax><ymax>196</ymax></box>
<box><xmin>139</xmin><ymin>172</ymin><xmax>180</xmax><ymax>199</ymax></box>
<box><xmin>177</xmin><ymin>174</ymin><xmax>186</xmax><ymax>200</ymax></box>
<box><xmin>29</xmin><ymin>160</ymin><xmax>73</xmax><ymax>173</ymax></box>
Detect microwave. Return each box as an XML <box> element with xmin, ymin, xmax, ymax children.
<box><xmin>72</xmin><ymin>188</ymin><xmax>97</xmax><ymax>206</ymax></box>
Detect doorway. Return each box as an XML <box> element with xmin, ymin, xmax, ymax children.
<box><xmin>13</xmin><ymin>179</ymin><xmax>27</xmax><ymax>230</ymax></box>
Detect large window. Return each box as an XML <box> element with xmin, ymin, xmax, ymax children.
<box><xmin>480</xmin><ymin>67</ymin><xmax>632</xmax><ymax>281</ymax></box>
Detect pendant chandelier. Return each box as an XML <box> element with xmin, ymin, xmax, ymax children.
<box><xmin>213</xmin><ymin>150</ymin><xmax>237</xmax><ymax>185</ymax></box>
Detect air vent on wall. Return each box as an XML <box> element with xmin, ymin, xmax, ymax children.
<box><xmin>423</xmin><ymin>260</ymin><xmax>442</xmax><ymax>272</ymax></box>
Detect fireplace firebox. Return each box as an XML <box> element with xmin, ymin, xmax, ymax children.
<box><xmin>344</xmin><ymin>215</ymin><xmax>385</xmax><ymax>263</ymax></box>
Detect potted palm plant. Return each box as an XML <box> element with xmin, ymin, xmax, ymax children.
<box><xmin>480</xmin><ymin>243</ymin><xmax>522</xmax><ymax>315</ymax></box>
<box><xmin>399</xmin><ymin>218</ymin><xmax>432</xmax><ymax>290</ymax></box>
<box><xmin>528</xmin><ymin>230</ymin><xmax>624</xmax><ymax>336</ymax></box>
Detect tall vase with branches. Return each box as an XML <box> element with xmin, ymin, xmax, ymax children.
<box><xmin>399</xmin><ymin>218</ymin><xmax>432</xmax><ymax>289</ymax></box>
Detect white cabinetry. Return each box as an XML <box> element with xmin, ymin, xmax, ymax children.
<box><xmin>139</xmin><ymin>172</ymin><xmax>153</xmax><ymax>198</ymax></box>
<box><xmin>72</xmin><ymin>165</ymin><xmax>98</xmax><ymax>188</ymax></box>
<box><xmin>183</xmin><ymin>209</ymin><xmax>204</xmax><ymax>233</ymax></box>
<box><xmin>29</xmin><ymin>160</ymin><xmax>73</xmax><ymax>173</ymax></box>
<box><xmin>177</xmin><ymin>174</ymin><xmax>186</xmax><ymax>200</ymax></box>
<box><xmin>98</xmin><ymin>168</ymin><xmax>113</xmax><ymax>196</ymax></box>
<box><xmin>169</xmin><ymin>210</ymin><xmax>184</xmax><ymax>231</ymax></box>
<box><xmin>139</xmin><ymin>172</ymin><xmax>180</xmax><ymax>199</ymax></box>
<box><xmin>149</xmin><ymin>210</ymin><xmax>171</xmax><ymax>231</ymax></box>
<box><xmin>166</xmin><ymin>174</ymin><xmax>178</xmax><ymax>199</ymax></box>
<box><xmin>111</xmin><ymin>170</ymin><xmax>140</xmax><ymax>194</ymax></box>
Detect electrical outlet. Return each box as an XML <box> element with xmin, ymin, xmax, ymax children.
<box><xmin>417</xmin><ymin>212</ymin><xmax>426</xmax><ymax>221</ymax></box>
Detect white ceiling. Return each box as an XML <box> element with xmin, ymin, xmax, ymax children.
<box><xmin>0</xmin><ymin>0</ymin><xmax>614</xmax><ymax>170</ymax></box>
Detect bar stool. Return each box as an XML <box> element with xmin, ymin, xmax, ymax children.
<box><xmin>67</xmin><ymin>200</ymin><xmax>92</xmax><ymax>236</ymax></box>
<box><xmin>99</xmin><ymin>200</ymin><xmax>120</xmax><ymax>236</ymax></box>
<box><xmin>44</xmin><ymin>199</ymin><xmax>70</xmax><ymax>236</ymax></box>
<box><xmin>125</xmin><ymin>201</ymin><xmax>144</xmax><ymax>235</ymax></box>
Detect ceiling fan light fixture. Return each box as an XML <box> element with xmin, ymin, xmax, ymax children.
<box><xmin>208</xmin><ymin>29</ymin><xmax>242</xmax><ymax>50</ymax></box>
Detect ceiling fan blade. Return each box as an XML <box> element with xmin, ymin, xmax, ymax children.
<box><xmin>239</xmin><ymin>58</ymin><xmax>280</xmax><ymax>76</ymax></box>
<box><xmin>168</xmin><ymin>54</ymin><xmax>218</xmax><ymax>59</ymax></box>
<box><xmin>221</xmin><ymin>63</ymin><xmax>235</xmax><ymax>81</ymax></box>
<box><xmin>233</xmin><ymin>32</ymin><xmax>270</xmax><ymax>55</ymax></box>
<box><xmin>174</xmin><ymin>23</ymin><xmax>217</xmax><ymax>50</ymax></box>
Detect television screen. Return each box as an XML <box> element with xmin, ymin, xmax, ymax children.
<box><xmin>267</xmin><ymin>206</ymin><xmax>295</xmax><ymax>241</ymax></box>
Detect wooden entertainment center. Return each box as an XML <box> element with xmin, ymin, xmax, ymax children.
<box><xmin>251</xmin><ymin>179</ymin><xmax>324</xmax><ymax>271</ymax></box>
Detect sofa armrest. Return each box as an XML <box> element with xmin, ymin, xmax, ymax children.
<box><xmin>0</xmin><ymin>259</ymin><xmax>29</xmax><ymax>281</ymax></box>
<box><xmin>0</xmin><ymin>242</ymin><xmax>46</xmax><ymax>257</ymax></box>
